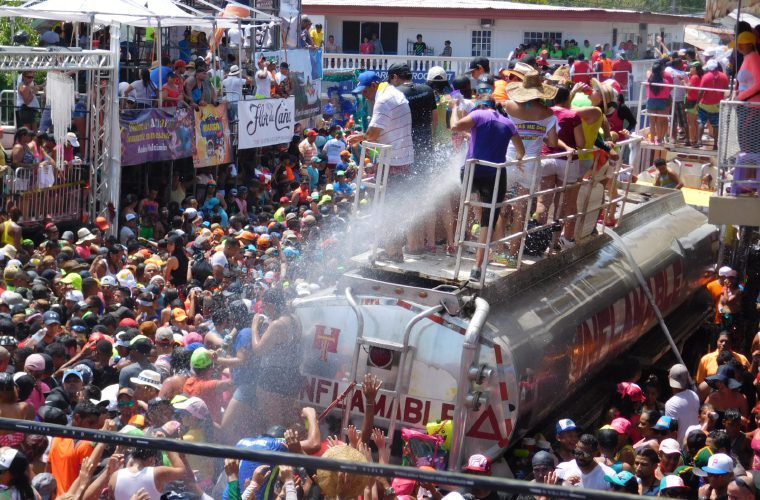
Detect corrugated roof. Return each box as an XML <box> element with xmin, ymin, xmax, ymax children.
<box><xmin>303</xmin><ymin>0</ymin><xmax>699</xmax><ymax>22</ymax></box>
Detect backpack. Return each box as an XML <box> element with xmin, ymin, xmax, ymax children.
<box><xmin>401</xmin><ymin>428</ymin><xmax>447</xmax><ymax>470</ymax></box>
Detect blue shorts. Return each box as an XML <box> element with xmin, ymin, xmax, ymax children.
<box><xmin>647</xmin><ymin>97</ymin><xmax>670</xmax><ymax>111</ymax></box>
<box><xmin>698</xmin><ymin>107</ymin><xmax>720</xmax><ymax>127</ymax></box>
<box><xmin>232</xmin><ymin>383</ymin><xmax>257</xmax><ymax>406</ymax></box>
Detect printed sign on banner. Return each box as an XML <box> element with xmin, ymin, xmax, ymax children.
<box><xmin>260</xmin><ymin>49</ymin><xmax>322</xmax><ymax>120</ymax></box>
<box><xmin>120</xmin><ymin>107</ymin><xmax>194</xmax><ymax>167</ymax></box>
<box><xmin>238</xmin><ymin>96</ymin><xmax>295</xmax><ymax>149</ymax></box>
<box><xmin>193</xmin><ymin>103</ymin><xmax>232</xmax><ymax>168</ymax></box>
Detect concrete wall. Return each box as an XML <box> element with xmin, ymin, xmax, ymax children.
<box><xmin>321</xmin><ymin>15</ymin><xmax>684</xmax><ymax>57</ymax></box>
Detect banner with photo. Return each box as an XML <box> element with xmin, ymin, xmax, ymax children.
<box><xmin>238</xmin><ymin>96</ymin><xmax>296</xmax><ymax>149</ymax></box>
<box><xmin>193</xmin><ymin>103</ymin><xmax>232</xmax><ymax>168</ymax></box>
<box><xmin>120</xmin><ymin>107</ymin><xmax>194</xmax><ymax>167</ymax></box>
<box><xmin>260</xmin><ymin>48</ymin><xmax>322</xmax><ymax>120</ymax></box>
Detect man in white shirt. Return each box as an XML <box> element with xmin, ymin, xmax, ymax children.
<box><xmin>210</xmin><ymin>238</ymin><xmax>240</xmax><ymax>281</ymax></box>
<box><xmin>348</xmin><ymin>70</ymin><xmax>413</xmax><ymax>262</ymax></box>
<box><xmin>120</xmin><ymin>213</ymin><xmax>138</xmax><ymax>245</ymax></box>
<box><xmin>222</xmin><ymin>65</ymin><xmax>252</xmax><ymax>122</ymax></box>
<box><xmin>556</xmin><ymin>434</ymin><xmax>615</xmax><ymax>491</ymax></box>
<box><xmin>665</xmin><ymin>363</ymin><xmax>700</xmax><ymax>443</ymax></box>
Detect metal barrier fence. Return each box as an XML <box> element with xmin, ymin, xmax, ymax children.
<box><xmin>717</xmin><ymin>100</ymin><xmax>760</xmax><ymax>197</ymax></box>
<box><xmin>454</xmin><ymin>137</ymin><xmax>641</xmax><ymax>288</ymax></box>
<box><xmin>10</xmin><ymin>162</ymin><xmax>87</xmax><ymax>225</ymax></box>
<box><xmin>0</xmin><ymin>416</ymin><xmax>648</xmax><ymax>500</ymax></box>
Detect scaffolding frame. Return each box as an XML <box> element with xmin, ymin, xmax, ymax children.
<box><xmin>0</xmin><ymin>42</ymin><xmax>120</xmax><ymax>230</ymax></box>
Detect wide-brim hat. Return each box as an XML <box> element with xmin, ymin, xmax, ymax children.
<box><xmin>706</xmin><ymin>364</ymin><xmax>742</xmax><ymax>391</ymax></box>
<box><xmin>502</xmin><ymin>61</ymin><xmax>535</xmax><ymax>81</ymax></box>
<box><xmin>316</xmin><ymin>445</ymin><xmax>372</xmax><ymax>497</ymax></box>
<box><xmin>505</xmin><ymin>71</ymin><xmax>558</xmax><ymax>103</ymax></box>
<box><xmin>590</xmin><ymin>78</ymin><xmax>616</xmax><ymax>113</ymax></box>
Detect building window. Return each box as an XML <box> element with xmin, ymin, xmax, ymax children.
<box><xmin>523</xmin><ymin>32</ymin><xmax>562</xmax><ymax>46</ymax></box>
<box><xmin>471</xmin><ymin>30</ymin><xmax>492</xmax><ymax>57</ymax></box>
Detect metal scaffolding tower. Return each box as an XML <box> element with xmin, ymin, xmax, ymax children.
<box><xmin>0</xmin><ymin>41</ymin><xmax>120</xmax><ymax>229</ymax></box>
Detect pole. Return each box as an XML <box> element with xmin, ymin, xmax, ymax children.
<box><xmin>157</xmin><ymin>19</ymin><xmax>163</xmax><ymax>108</ymax></box>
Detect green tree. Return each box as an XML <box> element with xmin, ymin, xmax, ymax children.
<box><xmin>0</xmin><ymin>3</ymin><xmax>40</xmax><ymax>91</ymax></box>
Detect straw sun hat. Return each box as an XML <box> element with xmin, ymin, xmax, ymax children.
<box><xmin>590</xmin><ymin>78</ymin><xmax>617</xmax><ymax>113</ymax></box>
<box><xmin>316</xmin><ymin>445</ymin><xmax>373</xmax><ymax>498</ymax></box>
<box><xmin>505</xmin><ymin>71</ymin><xmax>558</xmax><ymax>103</ymax></box>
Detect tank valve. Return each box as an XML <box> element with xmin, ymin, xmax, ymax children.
<box><xmin>465</xmin><ymin>391</ymin><xmax>488</xmax><ymax>411</ymax></box>
<box><xmin>468</xmin><ymin>364</ymin><xmax>494</xmax><ymax>384</ymax></box>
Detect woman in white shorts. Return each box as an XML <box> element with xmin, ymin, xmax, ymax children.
<box><xmin>497</xmin><ymin>71</ymin><xmax>559</xmax><ymax>266</ymax></box>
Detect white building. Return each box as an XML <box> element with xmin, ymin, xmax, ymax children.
<box><xmin>303</xmin><ymin>0</ymin><xmax>698</xmax><ymax>59</ymax></box>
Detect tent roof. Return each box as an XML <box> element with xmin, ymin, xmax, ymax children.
<box><xmin>0</xmin><ymin>0</ymin><xmax>277</xmax><ymax>27</ymax></box>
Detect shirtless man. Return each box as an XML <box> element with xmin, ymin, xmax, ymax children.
<box><xmin>0</xmin><ymin>372</ymin><xmax>35</xmax><ymax>447</ymax></box>
<box><xmin>0</xmin><ymin>209</ymin><xmax>22</xmax><ymax>255</ymax></box>
<box><xmin>705</xmin><ymin>365</ymin><xmax>749</xmax><ymax>417</ymax></box>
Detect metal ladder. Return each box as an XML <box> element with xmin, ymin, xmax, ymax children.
<box><xmin>350</xmin><ymin>141</ymin><xmax>392</xmax><ymax>264</ymax></box>
<box><xmin>342</xmin><ymin>287</ymin><xmax>444</xmax><ymax>439</ymax></box>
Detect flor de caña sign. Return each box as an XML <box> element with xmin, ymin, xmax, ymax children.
<box><xmin>237</xmin><ymin>96</ymin><xmax>295</xmax><ymax>149</ymax></box>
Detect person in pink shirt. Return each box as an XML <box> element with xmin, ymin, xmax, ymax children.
<box><xmin>23</xmin><ymin>354</ymin><xmax>50</xmax><ymax>415</ymax></box>
<box><xmin>736</xmin><ymin>31</ymin><xmax>760</xmax><ymax>103</ymax></box>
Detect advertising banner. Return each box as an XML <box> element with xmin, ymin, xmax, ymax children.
<box><xmin>120</xmin><ymin>107</ymin><xmax>194</xmax><ymax>166</ymax></box>
<box><xmin>193</xmin><ymin>103</ymin><xmax>232</xmax><ymax>168</ymax></box>
<box><xmin>260</xmin><ymin>49</ymin><xmax>322</xmax><ymax>120</ymax></box>
<box><xmin>238</xmin><ymin>96</ymin><xmax>295</xmax><ymax>149</ymax></box>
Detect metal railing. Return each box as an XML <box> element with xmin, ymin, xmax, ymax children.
<box><xmin>454</xmin><ymin>136</ymin><xmax>642</xmax><ymax>288</ymax></box>
<box><xmin>10</xmin><ymin>162</ymin><xmax>87</xmax><ymax>225</ymax></box>
<box><xmin>570</xmin><ymin>70</ymin><xmax>634</xmax><ymax>100</ymax></box>
<box><xmin>717</xmin><ymin>100</ymin><xmax>760</xmax><ymax>197</ymax></box>
<box><xmin>351</xmin><ymin>141</ymin><xmax>392</xmax><ymax>263</ymax></box>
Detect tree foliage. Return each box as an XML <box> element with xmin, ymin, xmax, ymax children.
<box><xmin>512</xmin><ymin>0</ymin><xmax>705</xmax><ymax>15</ymax></box>
<box><xmin>0</xmin><ymin>3</ymin><xmax>41</xmax><ymax>91</ymax></box>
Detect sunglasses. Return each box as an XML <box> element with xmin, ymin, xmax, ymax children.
<box><xmin>118</xmin><ymin>400</ymin><xmax>136</xmax><ymax>408</ymax></box>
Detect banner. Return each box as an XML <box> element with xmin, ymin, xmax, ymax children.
<box><xmin>260</xmin><ymin>49</ymin><xmax>322</xmax><ymax>120</ymax></box>
<box><xmin>238</xmin><ymin>96</ymin><xmax>295</xmax><ymax>149</ymax></box>
<box><xmin>193</xmin><ymin>103</ymin><xmax>232</xmax><ymax>168</ymax></box>
<box><xmin>120</xmin><ymin>108</ymin><xmax>194</xmax><ymax>167</ymax></box>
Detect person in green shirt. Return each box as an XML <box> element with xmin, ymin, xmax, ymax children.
<box><xmin>549</xmin><ymin>43</ymin><xmax>564</xmax><ymax>59</ymax></box>
<box><xmin>566</xmin><ymin>41</ymin><xmax>580</xmax><ymax>58</ymax></box>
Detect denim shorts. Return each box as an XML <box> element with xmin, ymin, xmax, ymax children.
<box><xmin>232</xmin><ymin>383</ymin><xmax>257</xmax><ymax>406</ymax></box>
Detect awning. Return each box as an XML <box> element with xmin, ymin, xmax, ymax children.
<box><xmin>684</xmin><ymin>24</ymin><xmax>733</xmax><ymax>50</ymax></box>
<box><xmin>706</xmin><ymin>0</ymin><xmax>760</xmax><ymax>22</ymax></box>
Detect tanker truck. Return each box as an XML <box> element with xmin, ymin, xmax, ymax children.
<box><xmin>291</xmin><ymin>157</ymin><xmax>718</xmax><ymax>471</ymax></box>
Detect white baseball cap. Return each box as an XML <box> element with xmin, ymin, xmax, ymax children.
<box><xmin>718</xmin><ymin>266</ymin><xmax>733</xmax><ymax>277</ymax></box>
<box><xmin>697</xmin><ymin>453</ymin><xmax>733</xmax><ymax>476</ymax></box>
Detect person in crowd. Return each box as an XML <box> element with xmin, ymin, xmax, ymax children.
<box><xmin>696</xmin><ymin>330</ymin><xmax>750</xmax><ymax>384</ymax></box>
<box><xmin>665</xmin><ymin>363</ymin><xmax>699</xmax><ymax>444</ymax></box>
<box><xmin>646</xmin><ymin>61</ymin><xmax>674</xmax><ymax>144</ymax></box>
<box><xmin>348</xmin><ymin>70</ymin><xmax>414</xmax><ymax>263</ymax></box>
<box><xmin>449</xmin><ymin>92</ymin><xmax>525</xmax><ymax>280</ymax></box>
<box><xmin>124</xmin><ymin>69</ymin><xmax>158</xmax><ymax>109</ymax></box>
<box><xmin>556</xmin><ymin>433</ymin><xmax>616</xmax><ymax>490</ymax></box>
<box><xmin>697</xmin><ymin>60</ymin><xmax>729</xmax><ymax>149</ymax></box>
<box><xmin>653</xmin><ymin>158</ymin><xmax>683</xmax><ymax>189</ymax></box>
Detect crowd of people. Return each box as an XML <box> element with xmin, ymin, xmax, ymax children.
<box><xmin>2</xmin><ymin>11</ymin><xmax>760</xmax><ymax>500</ymax></box>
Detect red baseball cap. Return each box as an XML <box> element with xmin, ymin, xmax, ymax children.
<box><xmin>174</xmin><ymin>60</ymin><xmax>187</xmax><ymax>68</ymax></box>
<box><xmin>307</xmin><ymin>130</ymin><xmax>318</xmax><ymax>137</ymax></box>
<box><xmin>463</xmin><ymin>454</ymin><xmax>491</xmax><ymax>473</ymax></box>
<box><xmin>279</xmin><ymin>196</ymin><xmax>290</xmax><ymax>203</ymax></box>
<box><xmin>119</xmin><ymin>318</ymin><xmax>138</xmax><ymax>328</ymax></box>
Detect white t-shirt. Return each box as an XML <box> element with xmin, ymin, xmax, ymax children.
<box><xmin>210</xmin><ymin>251</ymin><xmax>228</xmax><ymax>270</ymax></box>
<box><xmin>369</xmin><ymin>85</ymin><xmax>414</xmax><ymax>167</ymax></box>
<box><xmin>665</xmin><ymin>389</ymin><xmax>700</xmax><ymax>443</ymax></box>
<box><xmin>275</xmin><ymin>71</ymin><xmax>289</xmax><ymax>85</ymax></box>
<box><xmin>255</xmin><ymin>71</ymin><xmax>273</xmax><ymax>98</ymax></box>
<box><xmin>223</xmin><ymin>76</ymin><xmax>246</xmax><ymax>103</ymax></box>
<box><xmin>556</xmin><ymin>460</ymin><xmax>615</xmax><ymax>491</ymax></box>
<box><xmin>120</xmin><ymin>226</ymin><xmax>135</xmax><ymax>245</ymax></box>
<box><xmin>323</xmin><ymin>138</ymin><xmax>347</xmax><ymax>164</ymax></box>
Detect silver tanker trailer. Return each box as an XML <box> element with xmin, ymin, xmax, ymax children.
<box><xmin>292</xmin><ymin>177</ymin><xmax>717</xmax><ymax>470</ymax></box>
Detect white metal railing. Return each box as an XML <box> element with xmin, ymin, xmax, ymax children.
<box><xmin>717</xmin><ymin>100</ymin><xmax>760</xmax><ymax>197</ymax></box>
<box><xmin>351</xmin><ymin>141</ymin><xmax>392</xmax><ymax>263</ymax></box>
<box><xmin>321</xmin><ymin>53</ymin><xmax>511</xmax><ymax>75</ymax></box>
<box><xmin>569</xmin><ymin>70</ymin><xmax>633</xmax><ymax>100</ymax></box>
<box><xmin>454</xmin><ymin>136</ymin><xmax>642</xmax><ymax>288</ymax></box>
<box><xmin>11</xmin><ymin>162</ymin><xmax>87</xmax><ymax>225</ymax></box>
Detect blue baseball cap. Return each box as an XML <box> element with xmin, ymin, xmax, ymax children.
<box><xmin>556</xmin><ymin>418</ymin><xmax>578</xmax><ymax>434</ymax></box>
<box><xmin>653</xmin><ymin>415</ymin><xmax>674</xmax><ymax>431</ymax></box>
<box><xmin>353</xmin><ymin>71</ymin><xmax>382</xmax><ymax>94</ymax></box>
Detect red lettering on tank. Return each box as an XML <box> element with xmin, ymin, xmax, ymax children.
<box><xmin>423</xmin><ymin>400</ymin><xmax>431</xmax><ymax>425</ymax></box>
<box><xmin>349</xmin><ymin>390</ymin><xmax>365</xmax><ymax>414</ymax></box>
<box><xmin>466</xmin><ymin>406</ymin><xmax>503</xmax><ymax>442</ymax></box>
<box><xmin>375</xmin><ymin>394</ymin><xmax>389</xmax><ymax>419</ymax></box>
<box><xmin>404</xmin><ymin>397</ymin><xmax>424</xmax><ymax>424</ymax></box>
<box><xmin>313</xmin><ymin>325</ymin><xmax>340</xmax><ymax>362</ymax></box>
<box><xmin>316</xmin><ymin>379</ymin><xmax>332</xmax><ymax>405</ymax></box>
<box><xmin>301</xmin><ymin>376</ymin><xmax>316</xmax><ymax>402</ymax></box>
<box><xmin>441</xmin><ymin>403</ymin><xmax>455</xmax><ymax>421</ymax></box>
